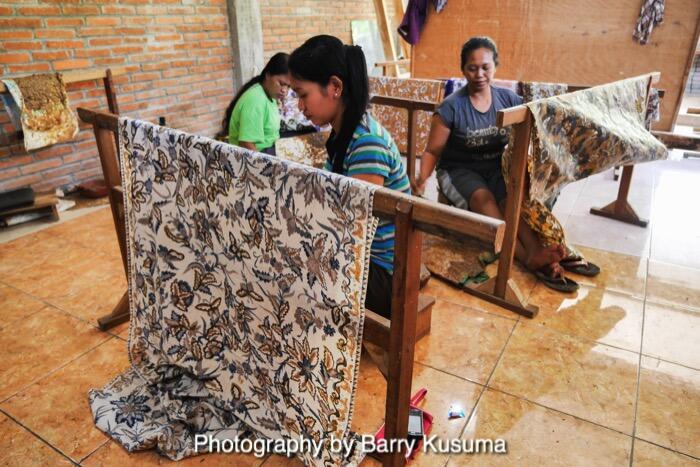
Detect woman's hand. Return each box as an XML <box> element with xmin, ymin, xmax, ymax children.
<box><xmin>411</xmin><ymin>175</ymin><xmax>426</xmax><ymax>196</ymax></box>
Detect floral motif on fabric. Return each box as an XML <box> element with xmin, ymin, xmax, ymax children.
<box><xmin>88</xmin><ymin>118</ymin><xmax>378</xmax><ymax>466</ymax></box>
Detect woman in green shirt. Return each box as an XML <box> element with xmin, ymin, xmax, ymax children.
<box><xmin>221</xmin><ymin>52</ymin><xmax>290</xmax><ymax>155</ymax></box>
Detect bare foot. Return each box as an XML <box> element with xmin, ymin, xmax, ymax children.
<box><xmin>526</xmin><ymin>245</ymin><xmax>565</xmax><ymax>271</ymax></box>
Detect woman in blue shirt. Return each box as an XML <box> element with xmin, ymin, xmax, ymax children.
<box><xmin>414</xmin><ymin>37</ymin><xmax>576</xmax><ymax>292</ymax></box>
<box><xmin>288</xmin><ymin>35</ymin><xmax>410</xmax><ymax>318</ymax></box>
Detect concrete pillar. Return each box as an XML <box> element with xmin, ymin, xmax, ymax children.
<box><xmin>226</xmin><ymin>0</ymin><xmax>264</xmax><ymax>90</ymax></box>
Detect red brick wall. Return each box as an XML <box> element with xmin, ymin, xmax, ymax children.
<box><xmin>0</xmin><ymin>1</ymin><xmax>234</xmax><ymax>193</ymax></box>
<box><xmin>259</xmin><ymin>0</ymin><xmax>402</xmax><ymax>63</ymax></box>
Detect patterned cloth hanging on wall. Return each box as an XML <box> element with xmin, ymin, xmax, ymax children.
<box><xmin>1</xmin><ymin>73</ymin><xmax>78</xmax><ymax>151</ymax></box>
<box><xmin>503</xmin><ymin>75</ymin><xmax>667</xmax><ymax>249</ymax></box>
<box><xmin>88</xmin><ymin>118</ymin><xmax>378</xmax><ymax>466</ymax></box>
<box><xmin>368</xmin><ymin>76</ymin><xmax>443</xmax><ymax>155</ymax></box>
<box><xmin>633</xmin><ymin>0</ymin><xmax>665</xmax><ymax>45</ymax></box>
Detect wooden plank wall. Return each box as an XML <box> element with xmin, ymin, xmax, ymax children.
<box><xmin>411</xmin><ymin>0</ymin><xmax>700</xmax><ymax>131</ymax></box>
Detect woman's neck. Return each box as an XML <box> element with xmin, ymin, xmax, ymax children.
<box><xmin>468</xmin><ymin>83</ymin><xmax>491</xmax><ymax>98</ymax></box>
<box><xmin>260</xmin><ymin>76</ymin><xmax>273</xmax><ymax>100</ymax></box>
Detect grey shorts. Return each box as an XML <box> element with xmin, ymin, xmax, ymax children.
<box><xmin>437</xmin><ymin>167</ymin><xmax>507</xmax><ymax>210</ymax></box>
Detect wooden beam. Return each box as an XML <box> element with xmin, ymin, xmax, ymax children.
<box><xmin>78</xmin><ymin>107</ymin><xmax>506</xmax><ymax>252</ymax></box>
<box><xmin>389</xmin><ymin>0</ymin><xmax>411</xmax><ymax>60</ymax></box>
<box><xmin>370</xmin><ymin>95</ymin><xmax>437</xmax><ymax>112</ymax></box>
<box><xmin>652</xmin><ymin>131</ymin><xmax>700</xmax><ymax>150</ymax></box>
<box><xmin>0</xmin><ymin>67</ymin><xmax>127</xmax><ymax>93</ymax></box>
<box><xmin>372</xmin><ymin>0</ymin><xmax>399</xmax><ymax>76</ymax></box>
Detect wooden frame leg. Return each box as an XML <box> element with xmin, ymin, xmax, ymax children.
<box><xmin>483</xmin><ymin>116</ymin><xmax>539</xmax><ymax>319</ymax></box>
<box><xmin>383</xmin><ymin>199</ymin><xmax>421</xmax><ymax>467</ymax></box>
<box><xmin>98</xmin><ymin>291</ymin><xmax>130</xmax><ymax>331</ymax></box>
<box><xmin>590</xmin><ymin>165</ymin><xmax>648</xmax><ymax>227</ymax></box>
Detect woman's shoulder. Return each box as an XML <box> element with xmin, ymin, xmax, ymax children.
<box><xmin>491</xmin><ymin>86</ymin><xmax>523</xmax><ymax>106</ymax></box>
<box><xmin>349</xmin><ymin>115</ymin><xmax>395</xmax><ymax>152</ymax></box>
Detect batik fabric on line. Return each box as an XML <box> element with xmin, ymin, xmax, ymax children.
<box><xmin>503</xmin><ymin>75</ymin><xmax>667</xmax><ymax>248</ymax></box>
<box><xmin>88</xmin><ymin>118</ymin><xmax>378</xmax><ymax>466</ymax></box>
<box><xmin>369</xmin><ymin>76</ymin><xmax>443</xmax><ymax>155</ymax></box>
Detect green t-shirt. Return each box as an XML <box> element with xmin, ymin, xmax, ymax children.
<box><xmin>228</xmin><ymin>83</ymin><xmax>280</xmax><ymax>150</ymax></box>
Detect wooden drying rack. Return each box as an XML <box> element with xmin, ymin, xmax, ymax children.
<box><xmin>369</xmin><ymin>73</ymin><xmax>689</xmax><ymax>318</ymax></box>
<box><xmin>78</xmin><ymin>107</ymin><xmax>505</xmax><ymax>467</ymax></box>
<box><xmin>0</xmin><ymin>67</ymin><xmax>125</xmax><ymax>113</ymax></box>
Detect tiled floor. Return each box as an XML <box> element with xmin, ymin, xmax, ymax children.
<box><xmin>1</xmin><ymin>153</ymin><xmax>699</xmax><ymax>466</ymax></box>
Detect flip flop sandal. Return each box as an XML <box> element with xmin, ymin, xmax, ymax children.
<box><xmin>560</xmin><ymin>258</ymin><xmax>601</xmax><ymax>277</ymax></box>
<box><xmin>535</xmin><ymin>268</ymin><xmax>579</xmax><ymax>293</ymax></box>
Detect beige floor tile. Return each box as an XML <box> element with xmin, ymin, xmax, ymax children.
<box><xmin>448</xmin><ymin>389</ymin><xmax>631</xmax><ymax>466</ymax></box>
<box><xmin>646</xmin><ymin>260</ymin><xmax>700</xmax><ymax>312</ymax></box>
<box><xmin>0</xmin><ymin>229</ymin><xmax>80</xmax><ymax>277</ymax></box>
<box><xmin>81</xmin><ymin>439</ymin><xmax>265</xmax><ymax>466</ymax></box>
<box><xmin>636</xmin><ymin>357</ymin><xmax>700</xmax><ymax>459</ymax></box>
<box><xmin>569</xmin><ymin>245</ymin><xmax>647</xmax><ymax>297</ymax></box>
<box><xmin>352</xmin><ymin>353</ymin><xmax>483</xmax><ymax>467</ymax></box>
<box><xmin>414</xmin><ymin>299</ymin><xmax>516</xmax><ymax>384</ymax></box>
<box><xmin>633</xmin><ymin>440</ymin><xmax>700</xmax><ymax>466</ymax></box>
<box><xmin>0</xmin><ymin>412</ymin><xmax>73</xmax><ymax>466</ymax></box>
<box><xmin>0</xmin><ymin>283</ymin><xmax>48</xmax><ymax>330</ymax></box>
<box><xmin>1</xmin><ymin>338</ymin><xmax>130</xmax><ymax>462</ymax></box>
<box><xmin>489</xmin><ymin>322</ymin><xmax>639</xmax><ymax>434</ymax></box>
<box><xmin>642</xmin><ymin>302</ymin><xmax>700</xmax><ymax>369</ymax></box>
<box><xmin>528</xmin><ymin>283</ymin><xmax>644</xmax><ymax>352</ymax></box>
<box><xmin>0</xmin><ymin>307</ymin><xmax>110</xmax><ymax>401</ymax></box>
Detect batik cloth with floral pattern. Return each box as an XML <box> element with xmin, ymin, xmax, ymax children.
<box><xmin>503</xmin><ymin>75</ymin><xmax>667</xmax><ymax>249</ymax></box>
<box><xmin>368</xmin><ymin>76</ymin><xmax>443</xmax><ymax>155</ymax></box>
<box><xmin>88</xmin><ymin>118</ymin><xmax>378</xmax><ymax>466</ymax></box>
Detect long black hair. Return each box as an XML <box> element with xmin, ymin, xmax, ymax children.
<box><xmin>220</xmin><ymin>52</ymin><xmax>289</xmax><ymax>137</ymax></box>
<box><xmin>288</xmin><ymin>35</ymin><xmax>368</xmax><ymax>174</ymax></box>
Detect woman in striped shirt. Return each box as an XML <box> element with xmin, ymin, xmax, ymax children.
<box><xmin>288</xmin><ymin>35</ymin><xmax>410</xmax><ymax>319</ymax></box>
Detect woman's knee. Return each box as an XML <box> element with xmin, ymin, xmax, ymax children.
<box><xmin>469</xmin><ymin>188</ymin><xmax>497</xmax><ymax>212</ymax></box>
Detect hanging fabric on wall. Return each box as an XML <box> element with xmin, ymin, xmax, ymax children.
<box><xmin>633</xmin><ymin>0</ymin><xmax>664</xmax><ymax>45</ymax></box>
<box><xmin>1</xmin><ymin>73</ymin><xmax>78</xmax><ymax>151</ymax></box>
<box><xmin>398</xmin><ymin>0</ymin><xmax>448</xmax><ymax>45</ymax></box>
<box><xmin>503</xmin><ymin>75</ymin><xmax>667</xmax><ymax>249</ymax></box>
<box><xmin>368</xmin><ymin>76</ymin><xmax>443</xmax><ymax>155</ymax></box>
<box><xmin>88</xmin><ymin>118</ymin><xmax>378</xmax><ymax>466</ymax></box>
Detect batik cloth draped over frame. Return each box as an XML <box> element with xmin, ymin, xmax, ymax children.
<box><xmin>502</xmin><ymin>82</ymin><xmax>571</xmax><ymax>252</ymax></box>
<box><xmin>369</xmin><ymin>76</ymin><xmax>443</xmax><ymax>155</ymax></box>
<box><xmin>88</xmin><ymin>118</ymin><xmax>378</xmax><ymax>466</ymax></box>
<box><xmin>504</xmin><ymin>75</ymin><xmax>667</xmax><ymax>248</ymax></box>
<box><xmin>1</xmin><ymin>73</ymin><xmax>78</xmax><ymax>151</ymax></box>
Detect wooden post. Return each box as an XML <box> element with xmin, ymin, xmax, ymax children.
<box><xmin>383</xmin><ymin>199</ymin><xmax>421</xmax><ymax>467</ymax></box>
<box><xmin>103</xmin><ymin>68</ymin><xmax>120</xmax><ymax>114</ymax></box>
<box><xmin>373</xmin><ymin>0</ymin><xmax>399</xmax><ymax>76</ymax></box>
<box><xmin>494</xmin><ymin>116</ymin><xmax>531</xmax><ymax>299</ymax></box>
<box><xmin>406</xmin><ymin>107</ymin><xmax>418</xmax><ymax>183</ymax></box>
<box><xmin>390</xmin><ymin>0</ymin><xmax>411</xmax><ymax>60</ymax></box>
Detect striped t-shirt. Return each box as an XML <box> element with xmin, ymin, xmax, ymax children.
<box><xmin>325</xmin><ymin>113</ymin><xmax>411</xmax><ymax>272</ymax></box>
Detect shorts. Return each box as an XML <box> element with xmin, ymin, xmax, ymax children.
<box><xmin>437</xmin><ymin>166</ymin><xmax>507</xmax><ymax>210</ymax></box>
<box><xmin>365</xmin><ymin>262</ymin><xmax>393</xmax><ymax>319</ymax></box>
